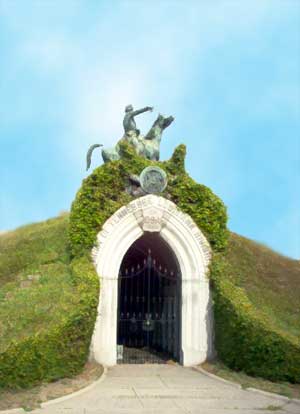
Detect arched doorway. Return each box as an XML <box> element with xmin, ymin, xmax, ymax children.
<box><xmin>117</xmin><ymin>233</ymin><xmax>181</xmax><ymax>363</ymax></box>
<box><xmin>90</xmin><ymin>195</ymin><xmax>213</xmax><ymax>367</ymax></box>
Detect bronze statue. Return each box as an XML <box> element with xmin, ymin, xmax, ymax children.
<box><xmin>86</xmin><ymin>104</ymin><xmax>174</xmax><ymax>169</ymax></box>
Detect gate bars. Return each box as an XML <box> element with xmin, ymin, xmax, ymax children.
<box><xmin>117</xmin><ymin>249</ymin><xmax>181</xmax><ymax>363</ymax></box>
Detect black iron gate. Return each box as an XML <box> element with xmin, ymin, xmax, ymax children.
<box><xmin>117</xmin><ymin>249</ymin><xmax>181</xmax><ymax>363</ymax></box>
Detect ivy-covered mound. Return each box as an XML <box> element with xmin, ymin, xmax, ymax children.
<box><xmin>0</xmin><ymin>142</ymin><xmax>227</xmax><ymax>390</ymax></box>
<box><xmin>70</xmin><ymin>141</ymin><xmax>300</xmax><ymax>383</ymax></box>
<box><xmin>69</xmin><ymin>142</ymin><xmax>228</xmax><ymax>256</ymax></box>
<box><xmin>1</xmin><ymin>141</ymin><xmax>298</xmax><ymax>389</ymax></box>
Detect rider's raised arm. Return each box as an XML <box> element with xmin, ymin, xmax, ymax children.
<box><xmin>132</xmin><ymin>106</ymin><xmax>152</xmax><ymax>116</ymax></box>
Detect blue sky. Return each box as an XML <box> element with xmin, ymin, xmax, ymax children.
<box><xmin>0</xmin><ymin>0</ymin><xmax>299</xmax><ymax>258</ymax></box>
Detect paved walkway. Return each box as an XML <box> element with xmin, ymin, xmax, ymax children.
<box><xmin>5</xmin><ymin>365</ymin><xmax>299</xmax><ymax>414</ymax></box>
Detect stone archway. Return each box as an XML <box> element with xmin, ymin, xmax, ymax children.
<box><xmin>90</xmin><ymin>195</ymin><xmax>214</xmax><ymax>367</ymax></box>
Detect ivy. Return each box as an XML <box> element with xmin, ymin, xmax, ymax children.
<box><xmin>69</xmin><ymin>142</ymin><xmax>229</xmax><ymax>256</ymax></box>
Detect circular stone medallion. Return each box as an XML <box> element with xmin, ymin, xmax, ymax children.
<box><xmin>140</xmin><ymin>166</ymin><xmax>168</xmax><ymax>194</ymax></box>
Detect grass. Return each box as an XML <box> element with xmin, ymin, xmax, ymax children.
<box><xmin>0</xmin><ymin>214</ymin><xmax>79</xmax><ymax>353</ymax></box>
<box><xmin>223</xmin><ymin>232</ymin><xmax>300</xmax><ymax>338</ymax></box>
<box><xmin>0</xmin><ymin>213</ymin><xmax>70</xmax><ymax>287</ymax></box>
<box><xmin>202</xmin><ymin>361</ymin><xmax>300</xmax><ymax>399</ymax></box>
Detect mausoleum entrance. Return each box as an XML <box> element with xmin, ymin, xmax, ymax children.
<box><xmin>90</xmin><ymin>195</ymin><xmax>213</xmax><ymax>367</ymax></box>
<box><xmin>117</xmin><ymin>233</ymin><xmax>181</xmax><ymax>364</ymax></box>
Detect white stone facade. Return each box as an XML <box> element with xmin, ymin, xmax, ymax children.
<box><xmin>90</xmin><ymin>195</ymin><xmax>214</xmax><ymax>367</ymax></box>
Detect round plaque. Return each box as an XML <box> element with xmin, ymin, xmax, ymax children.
<box><xmin>140</xmin><ymin>166</ymin><xmax>168</xmax><ymax>194</ymax></box>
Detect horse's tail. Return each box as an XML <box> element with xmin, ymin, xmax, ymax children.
<box><xmin>86</xmin><ymin>144</ymin><xmax>103</xmax><ymax>171</ymax></box>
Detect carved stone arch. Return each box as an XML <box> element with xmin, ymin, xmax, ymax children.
<box><xmin>90</xmin><ymin>195</ymin><xmax>214</xmax><ymax>366</ymax></box>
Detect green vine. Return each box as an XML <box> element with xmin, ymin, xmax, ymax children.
<box><xmin>69</xmin><ymin>142</ymin><xmax>229</xmax><ymax>256</ymax></box>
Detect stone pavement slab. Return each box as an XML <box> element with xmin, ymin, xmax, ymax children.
<box><xmin>284</xmin><ymin>402</ymin><xmax>300</xmax><ymax>413</ymax></box>
<box><xmin>20</xmin><ymin>364</ymin><xmax>298</xmax><ymax>414</ymax></box>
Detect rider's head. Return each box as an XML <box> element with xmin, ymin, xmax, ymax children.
<box><xmin>125</xmin><ymin>104</ymin><xmax>133</xmax><ymax>113</ymax></box>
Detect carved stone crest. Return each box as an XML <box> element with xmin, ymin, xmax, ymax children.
<box><xmin>140</xmin><ymin>166</ymin><xmax>167</xmax><ymax>194</ymax></box>
<box><xmin>140</xmin><ymin>205</ymin><xmax>164</xmax><ymax>232</ymax></box>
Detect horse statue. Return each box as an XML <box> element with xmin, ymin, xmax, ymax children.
<box><xmin>86</xmin><ymin>105</ymin><xmax>174</xmax><ymax>170</ymax></box>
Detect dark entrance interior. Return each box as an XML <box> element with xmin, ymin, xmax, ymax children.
<box><xmin>117</xmin><ymin>233</ymin><xmax>181</xmax><ymax>364</ymax></box>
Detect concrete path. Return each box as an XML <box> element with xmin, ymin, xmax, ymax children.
<box><xmin>6</xmin><ymin>364</ymin><xmax>299</xmax><ymax>414</ymax></box>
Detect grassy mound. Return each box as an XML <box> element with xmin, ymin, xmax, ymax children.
<box><xmin>0</xmin><ymin>214</ymin><xmax>70</xmax><ymax>289</ymax></box>
<box><xmin>226</xmin><ymin>233</ymin><xmax>300</xmax><ymax>338</ymax></box>
<box><xmin>0</xmin><ymin>144</ymin><xmax>299</xmax><ymax>387</ymax></box>
<box><xmin>0</xmin><ymin>215</ymin><xmax>71</xmax><ymax>350</ymax></box>
<box><xmin>0</xmin><ymin>215</ymin><xmax>99</xmax><ymax>388</ymax></box>
<box><xmin>0</xmin><ymin>214</ymin><xmax>299</xmax><ymax>388</ymax></box>
<box><xmin>211</xmin><ymin>233</ymin><xmax>300</xmax><ymax>382</ymax></box>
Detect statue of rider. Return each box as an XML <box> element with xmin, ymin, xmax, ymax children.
<box><xmin>123</xmin><ymin>104</ymin><xmax>153</xmax><ymax>135</ymax></box>
<box><xmin>86</xmin><ymin>104</ymin><xmax>174</xmax><ymax>169</ymax></box>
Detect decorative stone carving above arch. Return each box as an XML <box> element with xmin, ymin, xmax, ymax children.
<box><xmin>90</xmin><ymin>195</ymin><xmax>214</xmax><ymax>367</ymax></box>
